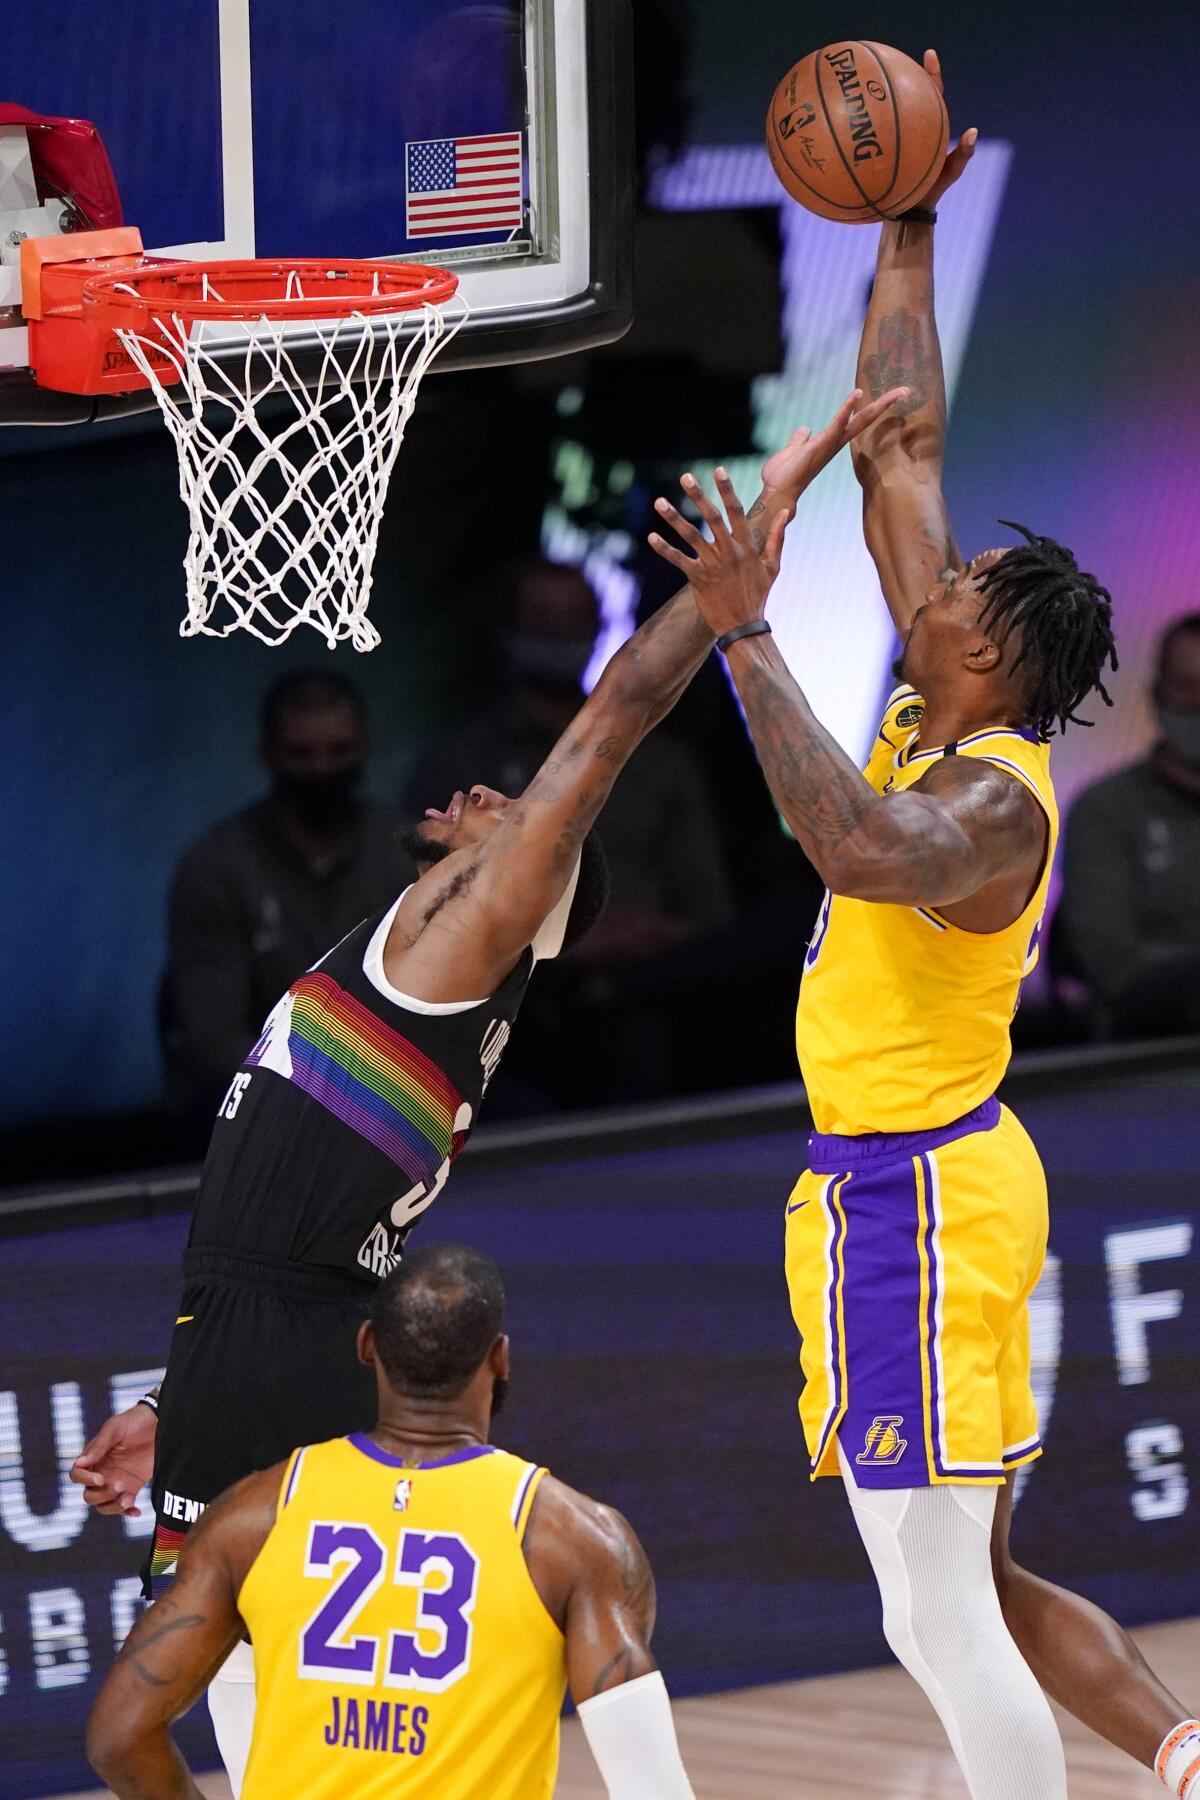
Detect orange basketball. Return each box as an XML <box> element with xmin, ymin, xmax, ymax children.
<box><xmin>766</xmin><ymin>41</ymin><xmax>949</xmax><ymax>223</ymax></box>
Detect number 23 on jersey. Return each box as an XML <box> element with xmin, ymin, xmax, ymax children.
<box><xmin>300</xmin><ymin>1520</ymin><xmax>480</xmax><ymax>1694</ymax></box>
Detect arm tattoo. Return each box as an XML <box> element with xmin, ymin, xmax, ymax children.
<box><xmin>116</xmin><ymin>1610</ymin><xmax>206</xmax><ymax>1687</ymax></box>
<box><xmin>735</xmin><ymin>653</ymin><xmax>878</xmax><ymax>867</ymax></box>
<box><xmin>744</xmin><ymin>493</ymin><xmax>769</xmax><ymax>555</ymax></box>
<box><xmin>525</xmin><ymin>774</ymin><xmax>563</xmax><ymax>803</ymax></box>
<box><xmin>585</xmin><ymin>1522</ymin><xmax>656</xmax><ymax>1698</ymax></box>
<box><xmin>590</xmin><ymin>1647</ymin><xmax>637</xmax><ymax>1695</ymax></box>
<box><xmin>615</xmin><ymin>587</ymin><xmax>714</xmax><ymax>717</ymax></box>
<box><xmin>731</xmin><ymin>646</ymin><xmax>1035</xmax><ymax>901</ymax></box>
<box><xmin>615</xmin><ymin>1525</ymin><xmax>655</xmax><ymax>1632</ymax></box>
<box><xmin>862</xmin><ymin>307</ymin><xmax>932</xmax><ymax>417</ymax></box>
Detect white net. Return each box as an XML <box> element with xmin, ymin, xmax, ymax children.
<box><xmin>114</xmin><ymin>273</ymin><xmax>464</xmax><ymax>650</ymax></box>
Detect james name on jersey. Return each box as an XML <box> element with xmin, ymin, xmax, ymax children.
<box><xmin>322</xmin><ymin>1694</ymin><xmax>430</xmax><ymax>1759</ymax></box>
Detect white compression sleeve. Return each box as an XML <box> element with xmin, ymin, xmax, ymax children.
<box><xmin>840</xmin><ymin>1449</ymin><xmax>1067</xmax><ymax>1800</ymax></box>
<box><xmin>577</xmin><ymin>1670</ymin><xmax>696</xmax><ymax>1799</ymax></box>
<box><xmin>207</xmin><ymin>1637</ymin><xmax>257</xmax><ymax>1798</ymax></box>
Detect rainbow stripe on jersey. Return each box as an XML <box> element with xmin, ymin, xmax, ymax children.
<box><xmin>252</xmin><ymin>972</ymin><xmax>466</xmax><ymax>1183</ymax></box>
<box><xmin>149</xmin><ymin>1521</ymin><xmax>186</xmax><ymax>1595</ymax></box>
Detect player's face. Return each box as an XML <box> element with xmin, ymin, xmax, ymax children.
<box><xmin>895</xmin><ymin>552</ymin><xmax>1009</xmax><ymax>691</ymax></box>
<box><xmin>408</xmin><ymin>784</ymin><xmax>515</xmax><ymax>865</ymax></box>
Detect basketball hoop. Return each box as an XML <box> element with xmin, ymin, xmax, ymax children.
<box><xmin>83</xmin><ymin>259</ymin><xmax>464</xmax><ymax>650</ymax></box>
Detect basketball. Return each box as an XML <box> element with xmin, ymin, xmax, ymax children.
<box><xmin>767</xmin><ymin>41</ymin><xmax>949</xmax><ymax>222</ymax></box>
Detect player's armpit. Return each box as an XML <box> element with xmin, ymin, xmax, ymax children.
<box><xmin>86</xmin><ymin>1465</ymin><xmax>283</xmax><ymax>1797</ymax></box>
<box><xmin>830</xmin><ymin>757</ymin><xmax>1047</xmax><ymax>916</ymax></box>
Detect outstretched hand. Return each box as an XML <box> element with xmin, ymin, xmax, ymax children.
<box><xmin>760</xmin><ymin>384</ymin><xmax>910</xmax><ymax>507</ymax></box>
<box><xmin>649</xmin><ymin>468</ymin><xmax>787</xmax><ymax>640</ymax></box>
<box><xmin>921</xmin><ymin>49</ymin><xmax>979</xmax><ymax>207</ymax></box>
<box><xmin>649</xmin><ymin>386</ymin><xmax>909</xmax><ymax>639</ymax></box>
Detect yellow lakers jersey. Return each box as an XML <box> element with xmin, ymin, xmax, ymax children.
<box><xmin>238</xmin><ymin>1435</ymin><xmax>566</xmax><ymax>1800</ymax></box>
<box><xmin>795</xmin><ymin>686</ymin><xmax>1058</xmax><ymax>1135</ymax></box>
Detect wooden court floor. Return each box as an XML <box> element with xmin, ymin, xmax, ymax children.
<box><xmin>63</xmin><ymin>1617</ymin><xmax>1196</xmax><ymax>1799</ymax></box>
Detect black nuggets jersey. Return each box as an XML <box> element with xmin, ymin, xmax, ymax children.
<box><xmin>189</xmin><ymin>896</ymin><xmax>531</xmax><ymax>1282</ymax></box>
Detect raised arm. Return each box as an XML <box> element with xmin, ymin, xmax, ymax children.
<box><xmin>650</xmin><ymin>473</ymin><xmax>1044</xmax><ymax>926</ymax></box>
<box><xmin>469</xmin><ymin>388</ymin><xmax>905</xmax><ymax>963</ymax></box>
<box><xmin>851</xmin><ymin>51</ymin><xmax>978</xmax><ymax>633</ymax></box>
<box><xmin>523</xmin><ymin>1476</ymin><xmax>694</xmax><ymax>1799</ymax></box>
<box><xmin>464</xmin><ymin>583</ymin><xmax>719</xmax><ymax>961</ymax></box>
<box><xmin>86</xmin><ymin>1467</ymin><xmax>281</xmax><ymax>1800</ymax></box>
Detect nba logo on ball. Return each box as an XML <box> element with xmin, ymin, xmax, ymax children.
<box><xmin>766</xmin><ymin>40</ymin><xmax>949</xmax><ymax>222</ymax></box>
<box><xmin>393</xmin><ymin>1479</ymin><xmax>412</xmax><ymax>1512</ymax></box>
<box><xmin>856</xmin><ymin>1415</ymin><xmax>908</xmax><ymax>1465</ymax></box>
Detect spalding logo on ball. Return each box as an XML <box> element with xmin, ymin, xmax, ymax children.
<box><xmin>767</xmin><ymin>41</ymin><xmax>949</xmax><ymax>222</ymax></box>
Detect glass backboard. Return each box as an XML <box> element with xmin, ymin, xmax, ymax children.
<box><xmin>0</xmin><ymin>0</ymin><xmax>633</xmax><ymax>422</ymax></box>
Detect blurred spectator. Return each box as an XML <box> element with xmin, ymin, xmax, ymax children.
<box><xmin>1059</xmin><ymin>614</ymin><xmax>1200</xmax><ymax>1037</ymax></box>
<box><xmin>163</xmin><ymin>672</ymin><xmax>414</xmax><ymax>1140</ymax></box>
<box><xmin>405</xmin><ymin>558</ymin><xmax>735</xmax><ymax>1106</ymax></box>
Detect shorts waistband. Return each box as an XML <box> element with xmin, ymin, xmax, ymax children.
<box><xmin>182</xmin><ymin>1246</ymin><xmax>373</xmax><ymax>1303</ymax></box>
<box><xmin>806</xmin><ymin>1095</ymin><xmax>1002</xmax><ymax>1175</ymax></box>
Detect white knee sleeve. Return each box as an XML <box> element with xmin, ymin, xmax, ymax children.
<box><xmin>207</xmin><ymin>1638</ymin><xmax>257</xmax><ymax>1798</ymax></box>
<box><xmin>840</xmin><ymin>1450</ymin><xmax>1067</xmax><ymax>1800</ymax></box>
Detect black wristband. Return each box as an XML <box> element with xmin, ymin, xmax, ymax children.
<box><xmin>896</xmin><ymin>206</ymin><xmax>937</xmax><ymax>225</ymax></box>
<box><xmin>716</xmin><ymin>620</ymin><xmax>772</xmax><ymax>654</ymax></box>
<box><xmin>138</xmin><ymin>1391</ymin><xmax>159</xmax><ymax>1415</ymax></box>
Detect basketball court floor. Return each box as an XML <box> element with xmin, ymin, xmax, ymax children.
<box><xmin>59</xmin><ymin>1616</ymin><xmax>1197</xmax><ymax>1799</ymax></box>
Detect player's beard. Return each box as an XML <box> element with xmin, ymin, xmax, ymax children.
<box><xmin>399</xmin><ymin>824</ymin><xmax>453</xmax><ymax>869</ymax></box>
<box><xmin>891</xmin><ymin>650</ymin><xmax>908</xmax><ymax>683</ymax></box>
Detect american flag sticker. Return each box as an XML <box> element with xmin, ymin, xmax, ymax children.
<box><xmin>405</xmin><ymin>132</ymin><xmax>524</xmax><ymax>240</ymax></box>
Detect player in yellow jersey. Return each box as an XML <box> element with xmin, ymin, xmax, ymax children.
<box><xmin>86</xmin><ymin>1245</ymin><xmax>697</xmax><ymax>1800</ymax></box>
<box><xmin>649</xmin><ymin>49</ymin><xmax>1199</xmax><ymax>1800</ymax></box>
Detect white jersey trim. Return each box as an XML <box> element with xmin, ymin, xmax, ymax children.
<box><xmin>362</xmin><ymin>857</ymin><xmax>580</xmax><ymax>1012</ymax></box>
<box><xmin>530</xmin><ymin>854</ymin><xmax>581</xmax><ymax>964</ymax></box>
<box><xmin>364</xmin><ymin>895</ymin><xmax>482</xmax><ymax>1013</ymax></box>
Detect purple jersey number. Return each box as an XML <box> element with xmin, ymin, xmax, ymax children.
<box><xmin>387</xmin><ymin>1531</ymin><xmax>480</xmax><ymax>1693</ymax></box>
<box><xmin>299</xmin><ymin>1522</ymin><xmax>479</xmax><ymax>1693</ymax></box>
<box><xmin>300</xmin><ymin>1522</ymin><xmax>387</xmax><ymax>1684</ymax></box>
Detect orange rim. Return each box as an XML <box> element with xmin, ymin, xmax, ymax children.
<box><xmin>82</xmin><ymin>258</ymin><xmax>459</xmax><ymax>326</ymax></box>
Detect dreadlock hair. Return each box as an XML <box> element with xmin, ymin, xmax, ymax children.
<box><xmin>974</xmin><ymin>521</ymin><xmax>1118</xmax><ymax>741</ymax></box>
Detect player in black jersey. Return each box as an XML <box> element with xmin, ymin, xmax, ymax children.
<box><xmin>69</xmin><ymin>385</ymin><xmax>904</xmax><ymax>1792</ymax></box>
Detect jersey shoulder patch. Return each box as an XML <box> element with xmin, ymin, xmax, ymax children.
<box><xmin>876</xmin><ymin>686</ymin><xmax>925</xmax><ymax>749</ymax></box>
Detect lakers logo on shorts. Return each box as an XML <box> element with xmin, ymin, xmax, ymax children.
<box><xmin>856</xmin><ymin>1415</ymin><xmax>908</xmax><ymax>1466</ymax></box>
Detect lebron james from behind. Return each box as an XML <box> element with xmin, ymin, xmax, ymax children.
<box><xmin>651</xmin><ymin>51</ymin><xmax>1200</xmax><ymax>1800</ymax></box>
<box><xmin>87</xmin><ymin>1247</ymin><xmax>696</xmax><ymax>1800</ymax></box>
